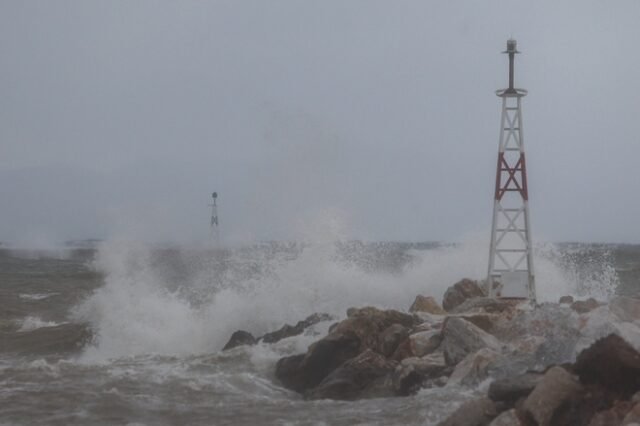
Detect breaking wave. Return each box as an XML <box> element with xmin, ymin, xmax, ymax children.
<box><xmin>73</xmin><ymin>234</ymin><xmax>619</xmax><ymax>360</ymax></box>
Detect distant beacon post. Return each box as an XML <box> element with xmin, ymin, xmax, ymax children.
<box><xmin>487</xmin><ymin>39</ymin><xmax>536</xmax><ymax>301</ymax></box>
<box><xmin>210</xmin><ymin>192</ymin><xmax>219</xmax><ymax>242</ymax></box>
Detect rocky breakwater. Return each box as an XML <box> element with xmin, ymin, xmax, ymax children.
<box><xmin>273</xmin><ymin>278</ymin><xmax>522</xmax><ymax>400</ymax></box>
<box><xmin>224</xmin><ymin>278</ymin><xmax>640</xmax><ymax>424</ymax></box>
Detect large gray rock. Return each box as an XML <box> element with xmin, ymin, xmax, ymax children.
<box><xmin>437</xmin><ymin>396</ymin><xmax>503</xmax><ymax>426</ymax></box>
<box><xmin>441</xmin><ymin>317</ymin><xmax>503</xmax><ymax>366</ymax></box>
<box><xmin>275</xmin><ymin>331</ymin><xmax>360</xmax><ymax>392</ymax></box>
<box><xmin>409</xmin><ymin>295</ymin><xmax>446</xmax><ymax>315</ymax></box>
<box><xmin>489</xmin><ymin>409</ymin><xmax>523</xmax><ymax>426</ymax></box>
<box><xmin>305</xmin><ymin>349</ymin><xmax>396</xmax><ymax>401</ymax></box>
<box><xmin>611</xmin><ymin>296</ymin><xmax>640</xmax><ymax>323</ymax></box>
<box><xmin>450</xmin><ymin>297</ymin><xmax>515</xmax><ymax>315</ymax></box>
<box><xmin>488</xmin><ymin>373</ymin><xmax>543</xmax><ymax>403</ymax></box>
<box><xmin>559</xmin><ymin>295</ymin><xmax>574</xmax><ymax>305</ymax></box>
<box><xmin>571</xmin><ymin>297</ymin><xmax>600</xmax><ymax>314</ymax></box>
<box><xmin>622</xmin><ymin>401</ymin><xmax>640</xmax><ymax>425</ymax></box>
<box><xmin>261</xmin><ymin>313</ymin><xmax>333</xmax><ymax>344</ymax></box>
<box><xmin>409</xmin><ymin>330</ymin><xmax>442</xmax><ymax>357</ymax></box>
<box><xmin>393</xmin><ymin>352</ymin><xmax>448</xmax><ymax>396</ymax></box>
<box><xmin>222</xmin><ymin>330</ymin><xmax>257</xmax><ymax>350</ymax></box>
<box><xmin>521</xmin><ymin>366</ymin><xmax>582</xmax><ymax>426</ymax></box>
<box><xmin>442</xmin><ymin>279</ymin><xmax>485</xmax><ymax>312</ymax></box>
<box><xmin>447</xmin><ymin>348</ymin><xmax>501</xmax><ymax>386</ymax></box>
<box><xmin>378</xmin><ymin>324</ymin><xmax>409</xmax><ymax>357</ymax></box>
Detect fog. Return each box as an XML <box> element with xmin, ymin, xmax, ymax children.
<box><xmin>1</xmin><ymin>1</ymin><xmax>639</xmax><ymax>244</ymax></box>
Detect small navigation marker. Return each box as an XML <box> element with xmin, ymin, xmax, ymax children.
<box><xmin>210</xmin><ymin>192</ymin><xmax>219</xmax><ymax>242</ymax></box>
<box><xmin>487</xmin><ymin>39</ymin><xmax>536</xmax><ymax>301</ymax></box>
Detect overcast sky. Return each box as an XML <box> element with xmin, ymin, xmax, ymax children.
<box><xmin>1</xmin><ymin>0</ymin><xmax>639</xmax><ymax>245</ymax></box>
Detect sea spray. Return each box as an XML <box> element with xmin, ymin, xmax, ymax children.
<box><xmin>73</xmin><ymin>235</ymin><xmax>618</xmax><ymax>360</ymax></box>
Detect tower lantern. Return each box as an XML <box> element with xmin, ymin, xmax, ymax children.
<box><xmin>487</xmin><ymin>39</ymin><xmax>536</xmax><ymax>301</ymax></box>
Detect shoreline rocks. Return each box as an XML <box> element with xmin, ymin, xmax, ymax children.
<box><xmin>219</xmin><ymin>277</ymin><xmax>640</xmax><ymax>424</ymax></box>
<box><xmin>222</xmin><ymin>312</ymin><xmax>334</xmax><ymax>351</ymax></box>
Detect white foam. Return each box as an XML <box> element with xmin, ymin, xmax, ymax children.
<box><xmin>18</xmin><ymin>317</ymin><xmax>60</xmax><ymax>331</ymax></box>
<box><xmin>19</xmin><ymin>293</ymin><xmax>58</xmax><ymax>301</ymax></box>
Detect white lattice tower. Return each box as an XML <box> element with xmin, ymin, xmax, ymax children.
<box><xmin>487</xmin><ymin>39</ymin><xmax>536</xmax><ymax>301</ymax></box>
<box><xmin>210</xmin><ymin>192</ymin><xmax>219</xmax><ymax>242</ymax></box>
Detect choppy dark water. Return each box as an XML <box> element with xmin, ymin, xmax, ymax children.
<box><xmin>0</xmin><ymin>241</ymin><xmax>635</xmax><ymax>425</ymax></box>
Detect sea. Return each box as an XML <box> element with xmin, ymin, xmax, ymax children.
<box><xmin>0</xmin><ymin>237</ymin><xmax>634</xmax><ymax>425</ymax></box>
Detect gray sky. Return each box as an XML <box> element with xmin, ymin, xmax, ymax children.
<box><xmin>1</xmin><ymin>0</ymin><xmax>639</xmax><ymax>244</ymax></box>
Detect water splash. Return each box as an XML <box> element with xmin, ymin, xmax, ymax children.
<box><xmin>73</xmin><ymin>234</ymin><xmax>619</xmax><ymax>360</ymax></box>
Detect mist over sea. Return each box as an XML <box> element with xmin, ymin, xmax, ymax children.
<box><xmin>0</xmin><ymin>237</ymin><xmax>629</xmax><ymax>425</ymax></box>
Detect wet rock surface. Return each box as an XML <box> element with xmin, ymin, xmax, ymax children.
<box><xmin>437</xmin><ymin>396</ymin><xmax>503</xmax><ymax>426</ymax></box>
<box><xmin>222</xmin><ymin>330</ymin><xmax>257</xmax><ymax>350</ymax></box>
<box><xmin>574</xmin><ymin>334</ymin><xmax>640</xmax><ymax>398</ymax></box>
<box><xmin>521</xmin><ymin>366</ymin><xmax>583</xmax><ymax>426</ymax></box>
<box><xmin>261</xmin><ymin>313</ymin><xmax>333</xmax><ymax>344</ymax></box>
<box><xmin>571</xmin><ymin>297</ymin><xmax>601</xmax><ymax>314</ymax></box>
<box><xmin>393</xmin><ymin>352</ymin><xmax>448</xmax><ymax>396</ymax></box>
<box><xmin>378</xmin><ymin>324</ymin><xmax>409</xmax><ymax>357</ymax></box>
<box><xmin>275</xmin><ymin>330</ymin><xmax>361</xmax><ymax>392</ymax></box>
<box><xmin>409</xmin><ymin>295</ymin><xmax>446</xmax><ymax>315</ymax></box>
<box><xmin>442</xmin><ymin>279</ymin><xmax>485</xmax><ymax>312</ymax></box>
<box><xmin>224</xmin><ymin>313</ymin><xmax>333</xmax><ymax>350</ymax></box>
<box><xmin>488</xmin><ymin>372</ymin><xmax>542</xmax><ymax>403</ymax></box>
<box><xmin>441</xmin><ymin>317</ymin><xmax>502</xmax><ymax>366</ymax></box>
<box><xmin>305</xmin><ymin>349</ymin><xmax>396</xmax><ymax>401</ymax></box>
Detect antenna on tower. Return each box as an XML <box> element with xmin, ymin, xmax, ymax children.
<box><xmin>487</xmin><ymin>39</ymin><xmax>536</xmax><ymax>301</ymax></box>
<box><xmin>209</xmin><ymin>192</ymin><xmax>219</xmax><ymax>243</ymax></box>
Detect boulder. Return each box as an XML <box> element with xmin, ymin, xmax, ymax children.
<box><xmin>437</xmin><ymin>396</ymin><xmax>503</xmax><ymax>426</ymax></box>
<box><xmin>393</xmin><ymin>352</ymin><xmax>448</xmax><ymax>396</ymax></box>
<box><xmin>611</xmin><ymin>296</ymin><xmax>640</xmax><ymax>323</ymax></box>
<box><xmin>261</xmin><ymin>313</ymin><xmax>332</xmax><ymax>344</ymax></box>
<box><xmin>222</xmin><ymin>330</ymin><xmax>257</xmax><ymax>350</ymax></box>
<box><xmin>275</xmin><ymin>331</ymin><xmax>360</xmax><ymax>392</ymax></box>
<box><xmin>411</xmin><ymin>313</ymin><xmax>445</xmax><ymax>332</ymax></box>
<box><xmin>305</xmin><ymin>349</ymin><xmax>396</xmax><ymax>401</ymax></box>
<box><xmin>559</xmin><ymin>295</ymin><xmax>574</xmax><ymax>305</ymax></box>
<box><xmin>441</xmin><ymin>317</ymin><xmax>503</xmax><ymax>366</ymax></box>
<box><xmin>409</xmin><ymin>295</ymin><xmax>446</xmax><ymax>315</ymax></box>
<box><xmin>409</xmin><ymin>330</ymin><xmax>442</xmax><ymax>357</ymax></box>
<box><xmin>484</xmin><ymin>353</ymin><xmax>539</xmax><ymax>382</ymax></box>
<box><xmin>574</xmin><ymin>334</ymin><xmax>640</xmax><ymax>399</ymax></box>
<box><xmin>442</xmin><ymin>279</ymin><xmax>486</xmax><ymax>312</ymax></box>
<box><xmin>455</xmin><ymin>313</ymin><xmax>502</xmax><ymax>334</ymax></box>
<box><xmin>391</xmin><ymin>338</ymin><xmax>415</xmax><ymax>361</ymax></box>
<box><xmin>378</xmin><ymin>324</ymin><xmax>409</xmax><ymax>357</ymax></box>
<box><xmin>276</xmin><ymin>307</ymin><xmax>416</xmax><ymax>394</ymax></box>
<box><xmin>588</xmin><ymin>401</ymin><xmax>634</xmax><ymax>426</ymax></box>
<box><xmin>521</xmin><ymin>366</ymin><xmax>583</xmax><ymax>426</ymax></box>
<box><xmin>623</xmin><ymin>401</ymin><xmax>640</xmax><ymax>425</ymax></box>
<box><xmin>331</xmin><ymin>307</ymin><xmax>415</xmax><ymax>353</ymax></box>
<box><xmin>488</xmin><ymin>372</ymin><xmax>543</xmax><ymax>403</ymax></box>
<box><xmin>447</xmin><ymin>348</ymin><xmax>501</xmax><ymax>386</ymax></box>
<box><xmin>571</xmin><ymin>298</ymin><xmax>600</xmax><ymax>314</ymax></box>
<box><xmin>450</xmin><ymin>297</ymin><xmax>515</xmax><ymax>315</ymax></box>
<box><xmin>489</xmin><ymin>409</ymin><xmax>524</xmax><ymax>426</ymax></box>
<box><xmin>534</xmin><ymin>335</ymin><xmax>580</xmax><ymax>367</ymax></box>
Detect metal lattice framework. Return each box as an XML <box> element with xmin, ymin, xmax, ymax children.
<box><xmin>210</xmin><ymin>192</ymin><xmax>219</xmax><ymax>242</ymax></box>
<box><xmin>487</xmin><ymin>39</ymin><xmax>536</xmax><ymax>300</ymax></box>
